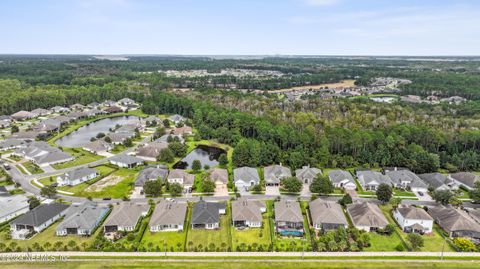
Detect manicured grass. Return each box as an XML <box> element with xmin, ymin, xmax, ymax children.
<box><xmin>23</xmin><ymin>161</ymin><xmax>43</xmax><ymax>174</ymax></box>
<box><xmin>420</xmin><ymin>226</ymin><xmax>455</xmax><ymax>252</ymax></box>
<box><xmin>365</xmin><ymin>232</ymin><xmax>404</xmax><ymax>252</ymax></box>
<box><xmin>0</xmin><ymin>219</ymin><xmax>101</xmax><ymax>251</ymax></box>
<box><xmin>393</xmin><ymin>189</ymin><xmax>417</xmax><ymax>197</ymax></box>
<box><xmin>231</xmin><ymin>213</ymin><xmax>272</xmax><ymax>251</ymax></box>
<box><xmin>15</xmin><ymin>165</ymin><xmax>28</xmax><ymax>174</ymax></box>
<box><xmin>51</xmin><ymin>148</ymin><xmax>104</xmax><ymax>170</ymax></box>
<box><xmin>186</xmin><ymin>203</ymin><xmax>232</xmax><ymax>251</ymax></box>
<box><xmin>74</xmin><ymin>167</ymin><xmax>139</xmax><ymax>198</ymax></box>
<box><xmin>141</xmin><ymin>230</ymin><xmax>187</xmax><ymax>252</ymax></box>
<box><xmin>3</xmin><ymin>261</ymin><xmax>480</xmax><ymax>269</ymax></box>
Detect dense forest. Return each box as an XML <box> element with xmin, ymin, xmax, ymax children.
<box><xmin>1</xmin><ymin>55</ymin><xmax>480</xmax><ymax>173</ymax></box>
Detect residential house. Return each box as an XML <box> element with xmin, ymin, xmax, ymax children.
<box><xmin>233</xmin><ymin>167</ymin><xmax>260</xmax><ymax>191</ymax></box>
<box><xmin>109</xmin><ymin>154</ymin><xmax>144</xmax><ymax>168</ymax></box>
<box><xmin>232</xmin><ymin>198</ymin><xmax>266</xmax><ymax>228</ymax></box>
<box><xmin>393</xmin><ymin>205</ymin><xmax>433</xmax><ymax>234</ymax></box>
<box><xmin>135</xmin><ymin>141</ymin><xmax>169</xmax><ymax>162</ymax></box>
<box><xmin>87</xmin><ymin>102</ymin><xmax>100</xmax><ymax>109</ymax></box>
<box><xmin>66</xmin><ymin>111</ymin><xmax>87</xmax><ymax>121</ymax></box>
<box><xmin>191</xmin><ymin>200</ymin><xmax>226</xmax><ymax>229</ymax></box>
<box><xmin>56</xmin><ymin>167</ymin><xmax>98</xmax><ymax>186</ymax></box>
<box><xmin>356</xmin><ymin>170</ymin><xmax>393</xmax><ymax>191</ymax></box>
<box><xmin>104</xmin><ymin>106</ymin><xmax>124</xmax><ymax>114</ymax></box>
<box><xmin>144</xmin><ymin>116</ymin><xmax>162</xmax><ymax>127</ymax></box>
<box><xmin>449</xmin><ymin>172</ymin><xmax>479</xmax><ymax>190</ymax></box>
<box><xmin>135</xmin><ymin>165</ymin><xmax>169</xmax><ymax>190</ymax></box>
<box><xmin>167</xmin><ymin>169</ymin><xmax>195</xmax><ymax>192</ymax></box>
<box><xmin>31</xmin><ymin>119</ymin><xmax>62</xmax><ymax>133</ymax></box>
<box><xmin>208</xmin><ymin>168</ymin><xmax>228</xmax><ymax>192</ymax></box>
<box><xmin>30</xmin><ymin>108</ymin><xmax>50</xmax><ymax>117</ymax></box>
<box><xmin>347</xmin><ymin>202</ymin><xmax>388</xmax><ymax>232</ymax></box>
<box><xmin>0</xmin><ymin>195</ymin><xmax>30</xmax><ymax>223</ymax></box>
<box><xmin>155</xmin><ymin>134</ymin><xmax>185</xmax><ymax>144</ymax></box>
<box><xmin>328</xmin><ymin>170</ymin><xmax>356</xmax><ymax>190</ymax></box>
<box><xmin>13</xmin><ymin>141</ymin><xmax>74</xmax><ymax>167</ymax></box>
<box><xmin>428</xmin><ymin>205</ymin><xmax>480</xmax><ymax>240</ymax></box>
<box><xmin>0</xmin><ymin>139</ymin><xmax>28</xmax><ymax>151</ymax></box>
<box><xmin>11</xmin><ymin>131</ymin><xmax>42</xmax><ymax>140</ymax></box>
<box><xmin>10</xmin><ymin>203</ymin><xmax>69</xmax><ymax>240</ymax></box>
<box><xmin>172</xmin><ymin>126</ymin><xmax>193</xmax><ymax>136</ymax></box>
<box><xmin>309</xmin><ymin>199</ymin><xmax>348</xmax><ymax>232</ymax></box>
<box><xmin>50</xmin><ymin>106</ymin><xmax>70</xmax><ymax>114</ymax></box>
<box><xmin>418</xmin><ymin>173</ymin><xmax>458</xmax><ymax>191</ymax></box>
<box><xmin>11</xmin><ymin>111</ymin><xmax>35</xmax><ymax>121</ymax></box>
<box><xmin>118</xmin><ymin>98</ymin><xmax>136</xmax><ymax>106</ymax></box>
<box><xmin>295</xmin><ymin>166</ymin><xmax>322</xmax><ymax>185</ymax></box>
<box><xmin>107</xmin><ymin>133</ymin><xmax>133</xmax><ymax>145</ymax></box>
<box><xmin>149</xmin><ymin>200</ymin><xmax>187</xmax><ymax>232</ymax></box>
<box><xmin>69</xmin><ymin>103</ymin><xmax>86</xmax><ymax>111</ymax></box>
<box><xmin>169</xmin><ymin>114</ymin><xmax>185</xmax><ymax>124</ymax></box>
<box><xmin>52</xmin><ymin>115</ymin><xmax>73</xmax><ymax>125</ymax></box>
<box><xmin>102</xmin><ymin>100</ymin><xmax>116</xmax><ymax>107</ymax></box>
<box><xmin>0</xmin><ymin>119</ymin><xmax>11</xmax><ymax>128</ymax></box>
<box><xmin>274</xmin><ymin>200</ymin><xmax>304</xmax><ymax>236</ymax></box>
<box><xmin>385</xmin><ymin>169</ymin><xmax>428</xmax><ymax>192</ymax></box>
<box><xmin>85</xmin><ymin>109</ymin><xmax>105</xmax><ymax>117</ymax></box>
<box><xmin>56</xmin><ymin>202</ymin><xmax>110</xmax><ymax>236</ymax></box>
<box><xmin>82</xmin><ymin>139</ymin><xmax>113</xmax><ymax>155</ymax></box>
<box><xmin>264</xmin><ymin>165</ymin><xmax>292</xmax><ymax>186</ymax></box>
<box><xmin>103</xmin><ymin>203</ymin><xmax>150</xmax><ymax>233</ymax></box>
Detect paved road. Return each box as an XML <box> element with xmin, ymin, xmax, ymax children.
<box><xmin>1</xmin><ymin>251</ymin><xmax>480</xmax><ymax>258</ymax></box>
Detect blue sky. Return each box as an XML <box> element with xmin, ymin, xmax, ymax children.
<box><xmin>0</xmin><ymin>0</ymin><xmax>479</xmax><ymax>55</ymax></box>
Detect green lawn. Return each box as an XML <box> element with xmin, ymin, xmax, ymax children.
<box><xmin>231</xmin><ymin>214</ymin><xmax>272</xmax><ymax>251</ymax></box>
<box><xmin>52</xmin><ymin>148</ymin><xmax>104</xmax><ymax>170</ymax></box>
<box><xmin>39</xmin><ymin>165</ymin><xmax>117</xmax><ymax>195</ymax></box>
<box><xmin>393</xmin><ymin>189</ymin><xmax>417</xmax><ymax>197</ymax></box>
<box><xmin>141</xmin><ymin>230</ymin><xmax>187</xmax><ymax>252</ymax></box>
<box><xmin>0</xmin><ymin>219</ymin><xmax>101</xmax><ymax>251</ymax></box>
<box><xmin>74</xmin><ymin>167</ymin><xmax>139</xmax><ymax>198</ymax></box>
<box><xmin>23</xmin><ymin>161</ymin><xmax>43</xmax><ymax>174</ymax></box>
<box><xmin>186</xmin><ymin>203</ymin><xmax>232</xmax><ymax>251</ymax></box>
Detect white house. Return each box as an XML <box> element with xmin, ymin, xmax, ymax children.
<box><xmin>393</xmin><ymin>205</ymin><xmax>433</xmax><ymax>234</ymax></box>
<box><xmin>56</xmin><ymin>167</ymin><xmax>98</xmax><ymax>186</ymax></box>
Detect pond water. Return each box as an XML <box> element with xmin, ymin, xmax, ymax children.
<box><xmin>55</xmin><ymin>116</ymin><xmax>139</xmax><ymax>148</ymax></box>
<box><xmin>173</xmin><ymin>145</ymin><xmax>226</xmax><ymax>170</ymax></box>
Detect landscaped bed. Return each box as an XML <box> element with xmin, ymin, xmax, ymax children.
<box><xmin>22</xmin><ymin>161</ymin><xmax>43</xmax><ymax>174</ymax></box>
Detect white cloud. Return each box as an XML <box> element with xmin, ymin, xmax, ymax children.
<box><xmin>304</xmin><ymin>0</ymin><xmax>340</xmax><ymax>6</ymax></box>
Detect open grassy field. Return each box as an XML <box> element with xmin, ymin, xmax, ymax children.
<box><xmin>3</xmin><ymin>261</ymin><xmax>480</xmax><ymax>269</ymax></box>
<box><xmin>52</xmin><ymin>148</ymin><xmax>104</xmax><ymax>170</ymax></box>
<box><xmin>186</xmin><ymin>204</ymin><xmax>232</xmax><ymax>251</ymax></box>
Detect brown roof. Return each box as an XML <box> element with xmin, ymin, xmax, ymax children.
<box><xmin>347</xmin><ymin>202</ymin><xmax>388</xmax><ymax>228</ymax></box>
<box><xmin>208</xmin><ymin>168</ymin><xmax>228</xmax><ymax>184</ymax></box>
<box><xmin>309</xmin><ymin>199</ymin><xmax>348</xmax><ymax>226</ymax></box>
<box><xmin>396</xmin><ymin>205</ymin><xmax>433</xmax><ymax>221</ymax></box>
<box><xmin>450</xmin><ymin>172</ymin><xmax>479</xmax><ymax>188</ymax></box>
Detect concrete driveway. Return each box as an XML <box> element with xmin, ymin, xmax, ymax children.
<box><xmin>301</xmin><ymin>184</ymin><xmax>311</xmax><ymax>196</ymax></box>
<box><xmin>265</xmin><ymin>186</ymin><xmax>280</xmax><ymax>196</ymax></box>
<box><xmin>214</xmin><ymin>183</ymin><xmax>228</xmax><ymax>197</ymax></box>
<box><xmin>414</xmin><ymin>191</ymin><xmax>433</xmax><ymax>201</ymax></box>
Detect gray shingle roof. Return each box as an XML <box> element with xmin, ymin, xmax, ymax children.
<box><xmin>149</xmin><ymin>200</ymin><xmax>187</xmax><ymax>227</ymax></box>
<box><xmin>347</xmin><ymin>202</ymin><xmax>388</xmax><ymax>228</ymax></box>
<box><xmin>110</xmin><ymin>154</ymin><xmax>144</xmax><ymax>165</ymax></box>
<box><xmin>328</xmin><ymin>170</ymin><xmax>354</xmax><ymax>184</ymax></box>
<box><xmin>396</xmin><ymin>205</ymin><xmax>433</xmax><ymax>221</ymax></box>
<box><xmin>57</xmin><ymin>202</ymin><xmax>109</xmax><ymax>232</ymax></box>
<box><xmin>135</xmin><ymin>142</ymin><xmax>168</xmax><ymax>159</ymax></box>
<box><xmin>0</xmin><ymin>195</ymin><xmax>29</xmax><ymax>219</ymax></box>
<box><xmin>232</xmin><ymin>198</ymin><xmax>265</xmax><ymax>223</ymax></box>
<box><xmin>57</xmin><ymin>167</ymin><xmax>98</xmax><ymax>184</ymax></box>
<box><xmin>10</xmin><ymin>203</ymin><xmax>69</xmax><ymax>227</ymax></box>
<box><xmin>418</xmin><ymin>173</ymin><xmax>451</xmax><ymax>190</ymax></box>
<box><xmin>103</xmin><ymin>203</ymin><xmax>150</xmax><ymax>228</ymax></box>
<box><xmin>450</xmin><ymin>172</ymin><xmax>479</xmax><ymax>189</ymax></box>
<box><xmin>191</xmin><ymin>201</ymin><xmax>226</xmax><ymax>225</ymax></box>
<box><xmin>274</xmin><ymin>200</ymin><xmax>303</xmax><ymax>223</ymax></box>
<box><xmin>295</xmin><ymin>166</ymin><xmax>322</xmax><ymax>182</ymax></box>
<box><xmin>264</xmin><ymin>165</ymin><xmax>292</xmax><ymax>184</ymax></box>
<box><xmin>309</xmin><ymin>199</ymin><xmax>348</xmax><ymax>226</ymax></box>
<box><xmin>167</xmin><ymin>169</ymin><xmax>195</xmax><ymax>185</ymax></box>
<box><xmin>208</xmin><ymin>168</ymin><xmax>228</xmax><ymax>184</ymax></box>
<box><xmin>356</xmin><ymin>170</ymin><xmax>392</xmax><ymax>186</ymax></box>
<box><xmin>428</xmin><ymin>205</ymin><xmax>480</xmax><ymax>234</ymax></box>
<box><xmin>135</xmin><ymin>166</ymin><xmax>169</xmax><ymax>186</ymax></box>
<box><xmin>233</xmin><ymin>167</ymin><xmax>260</xmax><ymax>185</ymax></box>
